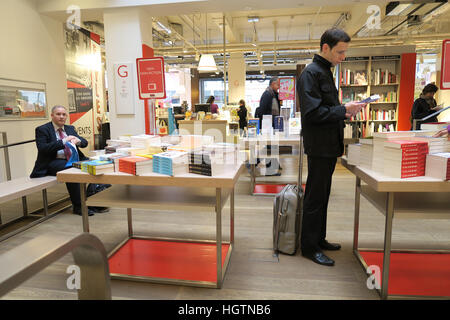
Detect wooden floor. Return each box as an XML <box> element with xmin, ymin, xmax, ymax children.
<box><xmin>1</xmin><ymin>158</ymin><xmax>449</xmax><ymax>300</ymax></box>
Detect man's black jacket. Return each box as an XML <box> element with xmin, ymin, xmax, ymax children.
<box><xmin>297</xmin><ymin>54</ymin><xmax>347</xmax><ymax>158</ymax></box>
<box><xmin>30</xmin><ymin>122</ymin><xmax>88</xmax><ymax>178</ymax></box>
<box><xmin>255</xmin><ymin>87</ymin><xmax>280</xmax><ymax>122</ymax></box>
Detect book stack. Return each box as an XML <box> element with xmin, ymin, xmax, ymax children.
<box><xmin>189</xmin><ymin>150</ymin><xmax>213</xmax><ymax>176</ymax></box>
<box><xmin>106</xmin><ymin>139</ymin><xmax>131</xmax><ymax>149</ymax></box>
<box><xmin>72</xmin><ymin>160</ymin><xmax>89</xmax><ymax>170</ymax></box>
<box><xmin>383</xmin><ymin>140</ymin><xmax>429</xmax><ymax>178</ymax></box>
<box><xmin>171</xmin><ymin>135</ymin><xmax>214</xmax><ymax>152</ymax></box>
<box><xmin>425</xmin><ymin>153</ymin><xmax>450</xmax><ymax>180</ymax></box>
<box><xmin>130</xmin><ymin>134</ymin><xmax>161</xmax><ymax>149</ymax></box>
<box><xmin>204</xmin><ymin>143</ymin><xmax>238</xmax><ymax>166</ymax></box>
<box><xmin>99</xmin><ymin>152</ymin><xmax>129</xmax><ymax>172</ymax></box>
<box><xmin>80</xmin><ymin>160</ymin><xmax>114</xmax><ymax>176</ymax></box>
<box><xmin>153</xmin><ymin>151</ymin><xmax>188</xmax><ymax>176</ymax></box>
<box><xmin>118</xmin><ymin>156</ymin><xmax>152</xmax><ymax>175</ymax></box>
<box><xmin>359</xmin><ymin>138</ymin><xmax>374</xmax><ymax>169</ymax></box>
<box><xmin>347</xmin><ymin>143</ymin><xmax>361</xmax><ymax>165</ymax></box>
<box><xmin>248</xmin><ymin>119</ymin><xmax>260</xmax><ymax>136</ymax></box>
<box><xmin>371</xmin><ymin>131</ymin><xmax>416</xmax><ymax>173</ymax></box>
<box><xmin>420</xmin><ymin>122</ymin><xmax>450</xmax><ymax>132</ymax></box>
<box><xmin>115</xmin><ymin>147</ymin><xmax>149</xmax><ymax>156</ymax></box>
<box><xmin>409</xmin><ymin>136</ymin><xmax>449</xmax><ymax>154</ymax></box>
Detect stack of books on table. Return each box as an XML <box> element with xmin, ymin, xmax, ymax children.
<box><xmin>383</xmin><ymin>140</ymin><xmax>429</xmax><ymax>178</ymax></box>
<box><xmin>347</xmin><ymin>143</ymin><xmax>361</xmax><ymax>166</ymax></box>
<box><xmin>359</xmin><ymin>138</ymin><xmax>374</xmax><ymax>169</ymax></box>
<box><xmin>115</xmin><ymin>147</ymin><xmax>149</xmax><ymax>156</ymax></box>
<box><xmin>372</xmin><ymin>131</ymin><xmax>415</xmax><ymax>174</ymax></box>
<box><xmin>153</xmin><ymin>151</ymin><xmax>188</xmax><ymax>176</ymax></box>
<box><xmin>189</xmin><ymin>150</ymin><xmax>213</xmax><ymax>176</ymax></box>
<box><xmin>118</xmin><ymin>156</ymin><xmax>152</xmax><ymax>175</ymax></box>
<box><xmin>409</xmin><ymin>136</ymin><xmax>449</xmax><ymax>154</ymax></box>
<box><xmin>425</xmin><ymin>153</ymin><xmax>450</xmax><ymax>180</ymax></box>
<box><xmin>420</xmin><ymin>122</ymin><xmax>450</xmax><ymax>132</ymax></box>
<box><xmin>78</xmin><ymin>160</ymin><xmax>114</xmax><ymax>175</ymax></box>
<box><xmin>203</xmin><ymin>143</ymin><xmax>239</xmax><ymax>166</ymax></box>
<box><xmin>99</xmin><ymin>152</ymin><xmax>128</xmax><ymax>171</ymax></box>
<box><xmin>130</xmin><ymin>134</ymin><xmax>161</xmax><ymax>149</ymax></box>
<box><xmin>175</xmin><ymin>135</ymin><xmax>215</xmax><ymax>151</ymax></box>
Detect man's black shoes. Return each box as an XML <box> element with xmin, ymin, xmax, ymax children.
<box><xmin>319</xmin><ymin>240</ymin><xmax>341</xmax><ymax>251</ymax></box>
<box><xmin>302</xmin><ymin>251</ymin><xmax>335</xmax><ymax>267</ymax></box>
<box><xmin>91</xmin><ymin>206</ymin><xmax>110</xmax><ymax>213</ymax></box>
<box><xmin>73</xmin><ymin>206</ymin><xmax>95</xmax><ymax>216</ymax></box>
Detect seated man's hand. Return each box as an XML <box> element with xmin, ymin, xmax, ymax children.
<box><xmin>66</xmin><ymin>135</ymin><xmax>81</xmax><ymax>145</ymax></box>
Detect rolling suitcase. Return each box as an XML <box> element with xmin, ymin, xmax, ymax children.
<box><xmin>273</xmin><ymin>135</ymin><xmax>304</xmax><ymax>256</ymax></box>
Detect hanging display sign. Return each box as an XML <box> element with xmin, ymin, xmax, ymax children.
<box><xmin>279</xmin><ymin>77</ymin><xmax>296</xmax><ymax>100</ymax></box>
<box><xmin>136</xmin><ymin>57</ymin><xmax>166</xmax><ymax>99</ymax></box>
<box><xmin>440</xmin><ymin>39</ymin><xmax>450</xmax><ymax>90</ymax></box>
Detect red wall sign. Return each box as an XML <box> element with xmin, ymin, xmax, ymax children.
<box><xmin>136</xmin><ymin>57</ymin><xmax>166</xmax><ymax>99</ymax></box>
<box><xmin>441</xmin><ymin>39</ymin><xmax>450</xmax><ymax>90</ymax></box>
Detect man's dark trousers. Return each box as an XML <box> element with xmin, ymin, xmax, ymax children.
<box><xmin>301</xmin><ymin>155</ymin><xmax>337</xmax><ymax>254</ymax></box>
<box><xmin>47</xmin><ymin>159</ymin><xmax>81</xmax><ymax>209</ymax></box>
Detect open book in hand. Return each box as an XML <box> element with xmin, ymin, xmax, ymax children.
<box><xmin>359</xmin><ymin>94</ymin><xmax>380</xmax><ymax>104</ymax></box>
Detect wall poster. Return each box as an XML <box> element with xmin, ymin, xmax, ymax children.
<box><xmin>64</xmin><ymin>24</ymin><xmax>105</xmax><ymax>150</ymax></box>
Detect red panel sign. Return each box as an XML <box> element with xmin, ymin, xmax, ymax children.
<box><xmin>440</xmin><ymin>39</ymin><xmax>450</xmax><ymax>90</ymax></box>
<box><xmin>136</xmin><ymin>57</ymin><xmax>166</xmax><ymax>99</ymax></box>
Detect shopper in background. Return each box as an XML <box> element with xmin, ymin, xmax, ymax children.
<box><xmin>253</xmin><ymin>77</ymin><xmax>283</xmax><ymax>175</ymax></box>
<box><xmin>207</xmin><ymin>96</ymin><xmax>219</xmax><ymax>114</ymax></box>
<box><xmin>255</xmin><ymin>76</ymin><xmax>281</xmax><ymax>122</ymax></box>
<box><xmin>411</xmin><ymin>83</ymin><xmax>442</xmax><ymax>130</ymax></box>
<box><xmin>297</xmin><ymin>28</ymin><xmax>366</xmax><ymax>267</ymax></box>
<box><xmin>237</xmin><ymin>99</ymin><xmax>248</xmax><ymax>136</ymax></box>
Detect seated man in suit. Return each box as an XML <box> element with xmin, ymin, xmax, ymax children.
<box><xmin>30</xmin><ymin>105</ymin><xmax>107</xmax><ymax>216</ymax></box>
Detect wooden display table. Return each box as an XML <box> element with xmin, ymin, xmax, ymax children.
<box><xmin>241</xmin><ymin>134</ymin><xmax>303</xmax><ymax>195</ymax></box>
<box><xmin>57</xmin><ymin>163</ymin><xmax>244</xmax><ymax>288</ymax></box>
<box><xmin>341</xmin><ymin>157</ymin><xmax>450</xmax><ymax>299</ymax></box>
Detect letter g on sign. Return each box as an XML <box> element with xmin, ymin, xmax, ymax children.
<box><xmin>117</xmin><ymin>65</ymin><xmax>129</xmax><ymax>78</ymax></box>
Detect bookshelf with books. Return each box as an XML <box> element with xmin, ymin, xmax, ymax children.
<box><xmin>338</xmin><ymin>55</ymin><xmax>401</xmax><ymax>140</ymax></box>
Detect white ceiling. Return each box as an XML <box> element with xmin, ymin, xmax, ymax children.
<box><xmin>35</xmin><ymin>0</ymin><xmax>450</xmax><ymax>68</ymax></box>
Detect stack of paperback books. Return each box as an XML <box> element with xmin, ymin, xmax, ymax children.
<box><xmin>130</xmin><ymin>134</ymin><xmax>160</xmax><ymax>149</ymax></box>
<box><xmin>410</xmin><ymin>136</ymin><xmax>449</xmax><ymax>154</ymax></box>
<box><xmin>372</xmin><ymin>131</ymin><xmax>415</xmax><ymax>174</ymax></box>
<box><xmin>347</xmin><ymin>143</ymin><xmax>361</xmax><ymax>166</ymax></box>
<box><xmin>383</xmin><ymin>140</ymin><xmax>429</xmax><ymax>178</ymax></box>
<box><xmin>359</xmin><ymin>138</ymin><xmax>374</xmax><ymax>169</ymax></box>
<box><xmin>189</xmin><ymin>150</ymin><xmax>213</xmax><ymax>176</ymax></box>
<box><xmin>99</xmin><ymin>152</ymin><xmax>128</xmax><ymax>171</ymax></box>
<box><xmin>77</xmin><ymin>160</ymin><xmax>114</xmax><ymax>175</ymax></box>
<box><xmin>425</xmin><ymin>153</ymin><xmax>450</xmax><ymax>180</ymax></box>
<box><xmin>204</xmin><ymin>143</ymin><xmax>238</xmax><ymax>165</ymax></box>
<box><xmin>118</xmin><ymin>156</ymin><xmax>152</xmax><ymax>175</ymax></box>
<box><xmin>153</xmin><ymin>151</ymin><xmax>188</xmax><ymax>176</ymax></box>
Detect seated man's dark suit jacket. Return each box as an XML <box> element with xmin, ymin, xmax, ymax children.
<box><xmin>30</xmin><ymin>122</ymin><xmax>88</xmax><ymax>178</ymax></box>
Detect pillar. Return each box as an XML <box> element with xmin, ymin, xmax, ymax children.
<box><xmin>103</xmin><ymin>7</ymin><xmax>153</xmax><ymax>138</ymax></box>
<box><xmin>228</xmin><ymin>53</ymin><xmax>246</xmax><ymax>105</ymax></box>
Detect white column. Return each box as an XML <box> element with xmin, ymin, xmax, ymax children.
<box><xmin>227</xmin><ymin>52</ymin><xmax>246</xmax><ymax>104</ymax></box>
<box><xmin>104</xmin><ymin>8</ymin><xmax>153</xmax><ymax>138</ymax></box>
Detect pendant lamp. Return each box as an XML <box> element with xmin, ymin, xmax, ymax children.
<box><xmin>198</xmin><ymin>13</ymin><xmax>217</xmax><ymax>72</ymax></box>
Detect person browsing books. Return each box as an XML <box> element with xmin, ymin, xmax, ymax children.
<box><xmin>30</xmin><ymin>105</ymin><xmax>107</xmax><ymax>216</ymax></box>
<box><xmin>207</xmin><ymin>96</ymin><xmax>219</xmax><ymax>114</ymax></box>
<box><xmin>297</xmin><ymin>28</ymin><xmax>367</xmax><ymax>267</ymax></box>
<box><xmin>411</xmin><ymin>83</ymin><xmax>442</xmax><ymax>130</ymax></box>
<box><xmin>237</xmin><ymin>99</ymin><xmax>248</xmax><ymax>136</ymax></box>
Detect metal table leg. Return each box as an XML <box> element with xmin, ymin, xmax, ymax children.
<box><xmin>42</xmin><ymin>189</ymin><xmax>48</xmax><ymax>216</ymax></box>
<box><xmin>353</xmin><ymin>177</ymin><xmax>361</xmax><ymax>252</ymax></box>
<box><xmin>381</xmin><ymin>192</ymin><xmax>395</xmax><ymax>300</ymax></box>
<box><xmin>80</xmin><ymin>183</ymin><xmax>89</xmax><ymax>233</ymax></box>
<box><xmin>216</xmin><ymin>188</ymin><xmax>222</xmax><ymax>288</ymax></box>
<box><xmin>22</xmin><ymin>196</ymin><xmax>28</xmax><ymax>217</ymax></box>
<box><xmin>127</xmin><ymin>208</ymin><xmax>133</xmax><ymax>238</ymax></box>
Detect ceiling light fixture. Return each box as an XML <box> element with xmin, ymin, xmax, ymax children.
<box><xmin>248</xmin><ymin>16</ymin><xmax>260</xmax><ymax>23</ymax></box>
<box><xmin>198</xmin><ymin>13</ymin><xmax>217</xmax><ymax>72</ymax></box>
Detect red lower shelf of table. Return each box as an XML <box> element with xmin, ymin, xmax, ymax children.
<box><xmin>253</xmin><ymin>184</ymin><xmax>305</xmax><ymax>195</ymax></box>
<box><xmin>108</xmin><ymin>239</ymin><xmax>230</xmax><ymax>283</ymax></box>
<box><xmin>360</xmin><ymin>250</ymin><xmax>450</xmax><ymax>297</ymax></box>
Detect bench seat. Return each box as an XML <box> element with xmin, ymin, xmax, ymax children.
<box><xmin>0</xmin><ymin>176</ymin><xmax>58</xmax><ymax>204</ymax></box>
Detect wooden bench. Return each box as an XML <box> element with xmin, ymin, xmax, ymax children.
<box><xmin>0</xmin><ymin>176</ymin><xmax>59</xmax><ymax>224</ymax></box>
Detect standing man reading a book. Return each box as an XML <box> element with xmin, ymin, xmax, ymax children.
<box><xmin>297</xmin><ymin>28</ymin><xmax>366</xmax><ymax>266</ymax></box>
<box><xmin>30</xmin><ymin>105</ymin><xmax>104</xmax><ymax>216</ymax></box>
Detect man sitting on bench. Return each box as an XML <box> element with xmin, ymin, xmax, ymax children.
<box><xmin>30</xmin><ymin>105</ymin><xmax>108</xmax><ymax>216</ymax></box>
